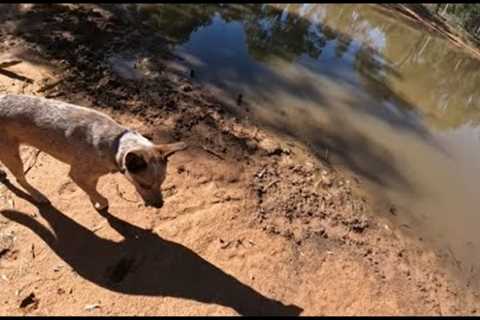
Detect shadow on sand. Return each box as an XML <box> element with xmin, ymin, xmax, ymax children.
<box><xmin>0</xmin><ymin>179</ymin><xmax>302</xmax><ymax>316</ymax></box>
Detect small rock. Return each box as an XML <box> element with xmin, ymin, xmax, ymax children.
<box><xmin>258</xmin><ymin>138</ymin><xmax>282</xmax><ymax>156</ymax></box>
<box><xmin>245</xmin><ymin>140</ymin><xmax>257</xmax><ymax>151</ymax></box>
<box><xmin>320</xmin><ymin>175</ymin><xmax>332</xmax><ymax>187</ymax></box>
<box><xmin>256</xmin><ymin>168</ymin><xmax>267</xmax><ymax>179</ymax></box>
<box><xmin>304</xmin><ymin>161</ymin><xmax>315</xmax><ymax>171</ymax></box>
<box><xmin>84</xmin><ymin>303</ymin><xmax>101</xmax><ymax>311</ymax></box>
<box><xmin>350</xmin><ymin>218</ymin><xmax>369</xmax><ymax>233</ymax></box>
<box><xmin>181</xmin><ymin>84</ymin><xmax>192</xmax><ymax>92</ymax></box>
<box><xmin>220</xmin><ymin>240</ymin><xmax>232</xmax><ymax>249</ymax></box>
<box><xmin>237</xmin><ymin>94</ymin><xmax>243</xmax><ymax>106</ymax></box>
<box><xmin>390</xmin><ymin>206</ymin><xmax>397</xmax><ymax>216</ymax></box>
<box><xmin>177</xmin><ymin>165</ymin><xmax>186</xmax><ymax>174</ymax></box>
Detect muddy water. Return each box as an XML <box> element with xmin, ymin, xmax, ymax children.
<box><xmin>128</xmin><ymin>4</ymin><xmax>480</xmax><ymax>278</ymax></box>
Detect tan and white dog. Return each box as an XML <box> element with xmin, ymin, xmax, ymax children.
<box><xmin>0</xmin><ymin>94</ymin><xmax>186</xmax><ymax>210</ymax></box>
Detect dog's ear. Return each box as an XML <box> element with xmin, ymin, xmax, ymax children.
<box><xmin>141</xmin><ymin>133</ymin><xmax>153</xmax><ymax>141</ymax></box>
<box><xmin>125</xmin><ymin>151</ymin><xmax>148</xmax><ymax>173</ymax></box>
<box><xmin>156</xmin><ymin>142</ymin><xmax>187</xmax><ymax>160</ymax></box>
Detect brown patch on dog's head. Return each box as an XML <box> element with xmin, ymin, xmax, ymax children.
<box><xmin>123</xmin><ymin>142</ymin><xmax>187</xmax><ymax>208</ymax></box>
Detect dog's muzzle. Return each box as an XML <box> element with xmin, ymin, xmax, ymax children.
<box><xmin>144</xmin><ymin>198</ymin><xmax>164</xmax><ymax>209</ymax></box>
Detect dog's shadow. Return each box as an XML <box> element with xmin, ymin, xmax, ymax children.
<box><xmin>0</xmin><ymin>180</ymin><xmax>302</xmax><ymax>316</ymax></box>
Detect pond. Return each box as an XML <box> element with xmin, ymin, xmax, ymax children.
<box><xmin>125</xmin><ymin>4</ymin><xmax>480</xmax><ymax>277</ymax></box>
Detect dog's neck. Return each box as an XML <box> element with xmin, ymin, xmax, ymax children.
<box><xmin>114</xmin><ymin>130</ymin><xmax>154</xmax><ymax>174</ymax></box>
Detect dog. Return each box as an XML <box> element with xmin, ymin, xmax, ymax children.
<box><xmin>0</xmin><ymin>94</ymin><xmax>187</xmax><ymax>210</ymax></box>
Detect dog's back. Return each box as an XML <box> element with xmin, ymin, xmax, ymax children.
<box><xmin>0</xmin><ymin>94</ymin><xmax>126</xmax><ymax>170</ymax></box>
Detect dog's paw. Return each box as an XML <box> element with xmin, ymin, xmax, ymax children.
<box><xmin>0</xmin><ymin>170</ymin><xmax>7</xmax><ymax>182</ymax></box>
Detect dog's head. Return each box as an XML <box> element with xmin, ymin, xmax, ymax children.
<box><xmin>122</xmin><ymin>141</ymin><xmax>187</xmax><ymax>208</ymax></box>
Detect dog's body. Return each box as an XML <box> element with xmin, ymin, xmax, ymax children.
<box><xmin>0</xmin><ymin>94</ymin><xmax>186</xmax><ymax>210</ymax></box>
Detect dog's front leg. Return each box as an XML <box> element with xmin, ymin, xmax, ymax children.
<box><xmin>0</xmin><ymin>139</ymin><xmax>50</xmax><ymax>204</ymax></box>
<box><xmin>69</xmin><ymin>167</ymin><xmax>108</xmax><ymax>211</ymax></box>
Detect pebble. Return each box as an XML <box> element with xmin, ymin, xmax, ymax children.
<box><xmin>84</xmin><ymin>303</ymin><xmax>101</xmax><ymax>311</ymax></box>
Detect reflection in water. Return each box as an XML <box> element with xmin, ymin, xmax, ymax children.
<box><xmin>125</xmin><ymin>4</ymin><xmax>480</xmax><ymax>286</ymax></box>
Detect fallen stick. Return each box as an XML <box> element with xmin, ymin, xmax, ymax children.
<box><xmin>201</xmin><ymin>145</ymin><xmax>225</xmax><ymax>160</ymax></box>
<box><xmin>24</xmin><ymin>150</ymin><xmax>41</xmax><ymax>176</ymax></box>
<box><xmin>0</xmin><ymin>68</ymin><xmax>33</xmax><ymax>83</ymax></box>
<box><xmin>0</xmin><ymin>60</ymin><xmax>22</xmax><ymax>69</ymax></box>
<box><xmin>115</xmin><ymin>184</ymin><xmax>138</xmax><ymax>203</ymax></box>
<box><xmin>37</xmin><ymin>79</ymin><xmax>62</xmax><ymax>93</ymax></box>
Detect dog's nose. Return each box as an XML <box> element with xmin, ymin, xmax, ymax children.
<box><xmin>146</xmin><ymin>199</ymin><xmax>163</xmax><ymax>208</ymax></box>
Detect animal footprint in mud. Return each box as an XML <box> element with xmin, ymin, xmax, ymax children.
<box><xmin>57</xmin><ymin>181</ymin><xmax>77</xmax><ymax>197</ymax></box>
<box><xmin>19</xmin><ymin>292</ymin><xmax>39</xmax><ymax>311</ymax></box>
<box><xmin>105</xmin><ymin>257</ymin><xmax>136</xmax><ymax>283</ymax></box>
